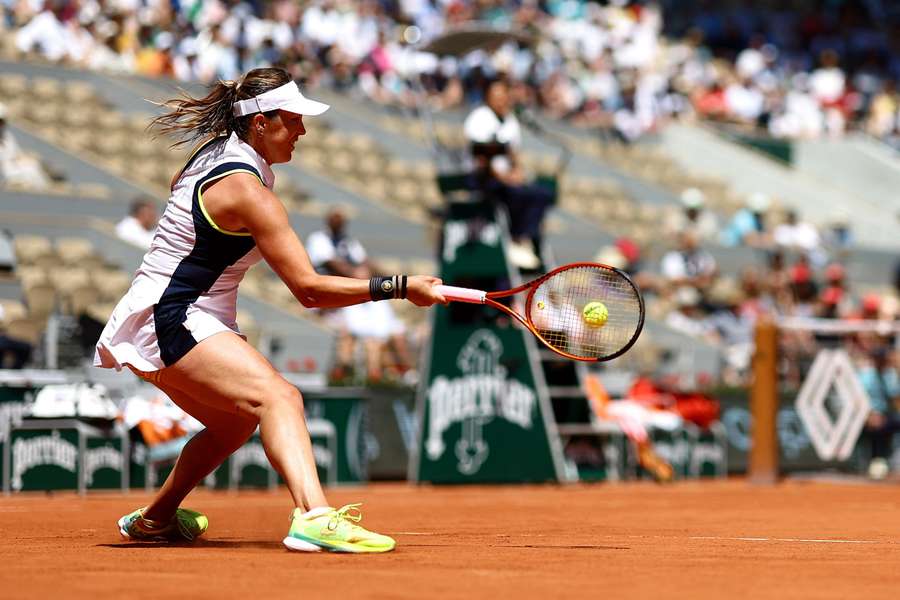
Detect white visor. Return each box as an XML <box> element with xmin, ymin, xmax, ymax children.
<box><xmin>232</xmin><ymin>81</ymin><xmax>330</xmax><ymax>117</ymax></box>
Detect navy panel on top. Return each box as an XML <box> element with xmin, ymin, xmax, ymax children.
<box><xmin>153</xmin><ymin>161</ymin><xmax>260</xmax><ymax>366</ymax></box>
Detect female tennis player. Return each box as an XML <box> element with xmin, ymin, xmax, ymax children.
<box><xmin>94</xmin><ymin>67</ymin><xmax>446</xmax><ymax>553</ymax></box>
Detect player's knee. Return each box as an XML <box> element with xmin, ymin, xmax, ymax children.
<box><xmin>264</xmin><ymin>382</ymin><xmax>305</xmax><ymax>417</ymax></box>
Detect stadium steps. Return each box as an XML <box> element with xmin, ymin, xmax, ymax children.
<box><xmin>658</xmin><ymin>122</ymin><xmax>900</xmax><ymax>251</ymax></box>
<box><xmin>5</xmin><ymin>124</ymin><xmax>143</xmax><ymax>200</ymax></box>
<box><xmin>288</xmin><ymin>89</ymin><xmax>678</xmax><ymax>248</ymax></box>
<box><xmin>0</xmin><ymin>59</ymin><xmax>177</xmax><ymax>118</ymax></box>
<box><xmin>793</xmin><ymin>134</ymin><xmax>900</xmax><ymax>217</ymax></box>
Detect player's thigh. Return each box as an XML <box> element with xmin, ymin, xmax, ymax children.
<box><xmin>155</xmin><ymin>331</ymin><xmax>302</xmax><ymax>420</ymax></box>
<box><xmin>151</xmin><ymin>378</ymin><xmax>258</xmax><ymax>446</ymax></box>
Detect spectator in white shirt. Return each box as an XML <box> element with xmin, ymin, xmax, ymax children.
<box><xmin>463</xmin><ymin>78</ymin><xmax>554</xmax><ymax>270</ymax></box>
<box><xmin>809</xmin><ymin>49</ymin><xmax>847</xmax><ymax>136</ymax></box>
<box><xmin>306</xmin><ymin>207</ymin><xmax>413</xmax><ymax>383</ymax></box>
<box><xmin>0</xmin><ymin>103</ymin><xmax>49</xmax><ymax>189</ymax></box>
<box><xmin>115</xmin><ymin>198</ymin><xmax>158</xmax><ymax>250</ymax></box>
<box><xmin>661</xmin><ymin>230</ymin><xmax>717</xmax><ymax>293</ymax></box>
<box><xmin>773</xmin><ymin>210</ymin><xmax>826</xmax><ymax>267</ymax></box>
<box><xmin>14</xmin><ymin>2</ymin><xmax>69</xmax><ymax>62</ymax></box>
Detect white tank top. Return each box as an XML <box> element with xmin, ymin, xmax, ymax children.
<box><xmin>103</xmin><ymin>132</ymin><xmax>272</xmax><ymax>367</ymax></box>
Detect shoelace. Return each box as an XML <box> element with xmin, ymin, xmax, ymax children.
<box><xmin>327</xmin><ymin>503</ymin><xmax>363</xmax><ymax>531</ymax></box>
<box><xmin>136</xmin><ymin>511</ymin><xmax>174</xmax><ymax>535</ymax></box>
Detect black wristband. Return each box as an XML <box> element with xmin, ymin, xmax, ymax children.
<box><xmin>370</xmin><ymin>275</ymin><xmax>407</xmax><ymax>301</ymax></box>
<box><xmin>369</xmin><ymin>276</ymin><xmax>393</xmax><ymax>301</ymax></box>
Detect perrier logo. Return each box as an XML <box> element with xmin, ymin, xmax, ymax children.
<box><xmin>426</xmin><ymin>329</ymin><xmax>537</xmax><ymax>475</ymax></box>
<box><xmin>11</xmin><ymin>431</ymin><xmax>78</xmax><ymax>491</ymax></box>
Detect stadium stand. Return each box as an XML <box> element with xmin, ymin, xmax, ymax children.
<box><xmin>0</xmin><ymin>0</ymin><xmax>897</xmax><ymax>484</ymax></box>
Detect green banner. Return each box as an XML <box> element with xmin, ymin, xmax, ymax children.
<box><xmin>85</xmin><ymin>435</ymin><xmax>126</xmax><ymax>490</ymax></box>
<box><xmin>211</xmin><ymin>434</ymin><xmax>275</xmax><ymax>489</ymax></box>
<box><xmin>305</xmin><ymin>395</ymin><xmax>368</xmax><ymax>484</ymax></box>
<box><xmin>5</xmin><ymin>421</ymin><xmax>128</xmax><ymax>492</ymax></box>
<box><xmin>0</xmin><ymin>387</ymin><xmax>31</xmax><ymax>489</ymax></box>
<box><xmin>9</xmin><ymin>428</ymin><xmax>79</xmax><ymax>491</ymax></box>
<box><xmin>413</xmin><ymin>202</ymin><xmax>564</xmax><ymax>483</ymax></box>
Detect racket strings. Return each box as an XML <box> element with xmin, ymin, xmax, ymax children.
<box><xmin>529</xmin><ymin>265</ymin><xmax>641</xmax><ymax>360</ymax></box>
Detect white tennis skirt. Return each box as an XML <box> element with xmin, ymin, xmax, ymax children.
<box><xmin>93</xmin><ymin>295</ymin><xmax>239</xmax><ymax>373</ymax></box>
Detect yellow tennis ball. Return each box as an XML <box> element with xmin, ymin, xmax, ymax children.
<box><xmin>582</xmin><ymin>301</ymin><xmax>608</xmax><ymax>327</ymax></box>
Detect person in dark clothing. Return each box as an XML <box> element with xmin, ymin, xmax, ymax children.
<box><xmin>463</xmin><ymin>79</ymin><xmax>554</xmax><ymax>270</ymax></box>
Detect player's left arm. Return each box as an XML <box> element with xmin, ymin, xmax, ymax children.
<box><xmin>203</xmin><ymin>173</ymin><xmax>444</xmax><ymax>308</ymax></box>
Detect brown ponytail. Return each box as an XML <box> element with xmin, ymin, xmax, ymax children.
<box><xmin>150</xmin><ymin>67</ymin><xmax>292</xmax><ymax>147</ymax></box>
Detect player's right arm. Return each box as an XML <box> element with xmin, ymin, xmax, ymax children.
<box><xmin>200</xmin><ymin>173</ymin><xmax>445</xmax><ymax>308</ymax></box>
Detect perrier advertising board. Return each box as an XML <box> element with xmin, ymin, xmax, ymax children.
<box><xmin>411</xmin><ymin>200</ymin><xmax>565</xmax><ymax>483</ymax></box>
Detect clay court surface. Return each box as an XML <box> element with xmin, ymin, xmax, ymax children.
<box><xmin>2</xmin><ymin>480</ymin><xmax>899</xmax><ymax>599</ymax></box>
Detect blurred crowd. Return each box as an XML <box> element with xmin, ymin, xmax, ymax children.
<box><xmin>598</xmin><ymin>185</ymin><xmax>900</xmax><ymax>476</ymax></box>
<box><xmin>597</xmin><ymin>187</ymin><xmax>899</xmax><ymax>388</ymax></box>
<box><xmin>2</xmin><ymin>1</ymin><xmax>899</xmax><ymax>146</ymax></box>
<box><xmin>667</xmin><ymin>0</ymin><xmax>900</xmax><ymax>145</ymax></box>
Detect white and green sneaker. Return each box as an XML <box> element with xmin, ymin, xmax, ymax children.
<box><xmin>283</xmin><ymin>503</ymin><xmax>396</xmax><ymax>553</ymax></box>
<box><xmin>117</xmin><ymin>507</ymin><xmax>208</xmax><ymax>542</ymax></box>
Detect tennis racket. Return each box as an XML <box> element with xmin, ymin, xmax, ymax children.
<box><xmin>435</xmin><ymin>262</ymin><xmax>644</xmax><ymax>362</ymax></box>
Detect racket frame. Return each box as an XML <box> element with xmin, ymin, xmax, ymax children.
<box><xmin>438</xmin><ymin>262</ymin><xmax>645</xmax><ymax>362</ymax></box>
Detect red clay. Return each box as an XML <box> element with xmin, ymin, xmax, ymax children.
<box><xmin>2</xmin><ymin>480</ymin><xmax>899</xmax><ymax>599</ymax></box>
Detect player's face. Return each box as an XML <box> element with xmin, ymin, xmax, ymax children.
<box><xmin>259</xmin><ymin>110</ymin><xmax>306</xmax><ymax>164</ymax></box>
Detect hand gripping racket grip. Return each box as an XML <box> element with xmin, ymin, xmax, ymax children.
<box><xmin>434</xmin><ymin>285</ymin><xmax>486</xmax><ymax>304</ymax></box>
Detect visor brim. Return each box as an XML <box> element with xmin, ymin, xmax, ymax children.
<box><xmin>281</xmin><ymin>98</ymin><xmax>330</xmax><ymax>117</ymax></box>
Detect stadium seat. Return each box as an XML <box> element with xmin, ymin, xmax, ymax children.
<box><xmin>13</xmin><ymin>235</ymin><xmax>53</xmax><ymax>265</ymax></box>
<box><xmin>355</xmin><ymin>154</ymin><xmax>383</xmax><ymax>177</ymax></box>
<box><xmin>328</xmin><ymin>150</ymin><xmax>355</xmax><ymax>173</ymax></box>
<box><xmin>96</xmin><ymin>111</ymin><xmax>127</xmax><ymax>133</ymax></box>
<box><xmin>22</xmin><ymin>283</ymin><xmax>56</xmax><ymax>320</ymax></box>
<box><xmin>0</xmin><ymin>299</ymin><xmax>27</xmax><ymax>324</ymax></box>
<box><xmin>94</xmin><ymin>132</ymin><xmax>128</xmax><ymax>157</ymax></box>
<box><xmin>15</xmin><ymin>265</ymin><xmax>48</xmax><ymax>289</ymax></box>
<box><xmin>385</xmin><ymin>159</ymin><xmax>412</xmax><ymax>179</ymax></box>
<box><xmin>84</xmin><ymin>302</ymin><xmax>115</xmax><ymax>324</ymax></box>
<box><xmin>346</xmin><ymin>133</ymin><xmax>377</xmax><ymax>153</ymax></box>
<box><xmin>48</xmin><ymin>267</ymin><xmax>90</xmax><ymax>297</ymax></box>
<box><xmin>3</xmin><ymin>316</ymin><xmax>43</xmax><ymax>345</ymax></box>
<box><xmin>66</xmin><ymin>285</ymin><xmax>101</xmax><ymax>316</ymax></box>
<box><xmin>237</xmin><ymin>275</ymin><xmax>262</xmax><ymax>297</ymax></box>
<box><xmin>92</xmin><ymin>270</ymin><xmax>131</xmax><ymax>301</ymax></box>
<box><xmin>0</xmin><ymin>73</ymin><xmax>27</xmax><ymax>97</ymax></box>
<box><xmin>421</xmin><ymin>184</ymin><xmax>443</xmax><ymax>208</ymax></box>
<box><xmin>62</xmin><ymin>106</ymin><xmax>93</xmax><ymax>130</ymax></box>
<box><xmin>30</xmin><ymin>77</ymin><xmax>62</xmax><ymax>102</ymax></box>
<box><xmin>61</xmin><ymin>81</ymin><xmax>97</xmax><ymax>105</ymax></box>
<box><xmin>55</xmin><ymin>237</ymin><xmax>96</xmax><ymax>264</ymax></box>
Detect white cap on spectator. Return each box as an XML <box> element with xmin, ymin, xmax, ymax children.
<box><xmin>748</xmin><ymin>192</ymin><xmax>771</xmax><ymax>212</ymax></box>
<box><xmin>680</xmin><ymin>187</ymin><xmax>705</xmax><ymax>209</ymax></box>
<box><xmin>0</xmin><ymin>102</ymin><xmax>6</xmax><ymax>120</ymax></box>
<box><xmin>232</xmin><ymin>81</ymin><xmax>329</xmax><ymax>117</ymax></box>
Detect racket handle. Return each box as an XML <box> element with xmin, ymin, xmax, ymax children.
<box><xmin>434</xmin><ymin>285</ymin><xmax>486</xmax><ymax>304</ymax></box>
